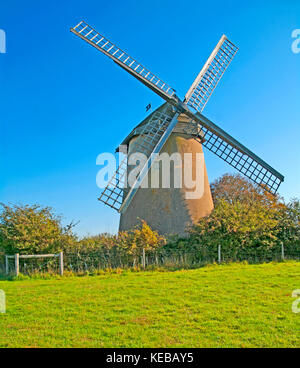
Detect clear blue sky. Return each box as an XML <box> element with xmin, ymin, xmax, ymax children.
<box><xmin>1</xmin><ymin>0</ymin><xmax>299</xmax><ymax>236</ymax></box>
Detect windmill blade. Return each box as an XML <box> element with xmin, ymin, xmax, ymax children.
<box><xmin>72</xmin><ymin>21</ymin><xmax>283</xmax><ymax>196</ymax></box>
<box><xmin>98</xmin><ymin>156</ymin><xmax>127</xmax><ymax>211</ymax></box>
<box><xmin>185</xmin><ymin>35</ymin><xmax>238</xmax><ymax>113</ymax></box>
<box><xmin>180</xmin><ymin>105</ymin><xmax>284</xmax><ymax>194</ymax></box>
<box><xmin>71</xmin><ymin>21</ymin><xmax>177</xmax><ymax>103</ymax></box>
<box><xmin>99</xmin><ymin>104</ymin><xmax>178</xmax><ymax>212</ymax></box>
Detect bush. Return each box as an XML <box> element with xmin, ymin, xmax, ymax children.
<box><xmin>184</xmin><ymin>174</ymin><xmax>300</xmax><ymax>258</ymax></box>
<box><xmin>1</xmin><ymin>173</ymin><xmax>299</xmax><ymax>271</ymax></box>
<box><xmin>0</xmin><ymin>203</ymin><xmax>76</xmax><ymax>255</ymax></box>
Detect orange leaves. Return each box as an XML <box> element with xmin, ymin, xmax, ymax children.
<box><xmin>117</xmin><ymin>220</ymin><xmax>166</xmax><ymax>255</ymax></box>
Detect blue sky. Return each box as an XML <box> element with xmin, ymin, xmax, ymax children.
<box><xmin>1</xmin><ymin>0</ymin><xmax>299</xmax><ymax>236</ymax></box>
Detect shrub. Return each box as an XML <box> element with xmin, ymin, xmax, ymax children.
<box><xmin>185</xmin><ymin>174</ymin><xmax>300</xmax><ymax>258</ymax></box>
<box><xmin>0</xmin><ymin>203</ymin><xmax>76</xmax><ymax>255</ymax></box>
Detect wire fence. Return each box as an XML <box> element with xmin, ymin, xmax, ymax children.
<box><xmin>1</xmin><ymin>244</ymin><xmax>300</xmax><ymax>276</ymax></box>
<box><xmin>0</xmin><ymin>255</ymin><xmax>60</xmax><ymax>276</ymax></box>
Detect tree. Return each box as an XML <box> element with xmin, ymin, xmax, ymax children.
<box><xmin>211</xmin><ymin>173</ymin><xmax>284</xmax><ymax>210</ymax></box>
<box><xmin>276</xmin><ymin>198</ymin><xmax>300</xmax><ymax>248</ymax></box>
<box><xmin>187</xmin><ymin>173</ymin><xmax>290</xmax><ymax>256</ymax></box>
<box><xmin>0</xmin><ymin>203</ymin><xmax>76</xmax><ymax>254</ymax></box>
<box><xmin>188</xmin><ymin>199</ymin><xmax>279</xmax><ymax>252</ymax></box>
<box><xmin>118</xmin><ymin>220</ymin><xmax>166</xmax><ymax>256</ymax></box>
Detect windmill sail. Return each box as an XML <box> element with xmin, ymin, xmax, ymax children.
<box><xmin>72</xmin><ymin>21</ymin><xmax>284</xmax><ymax>208</ymax></box>
<box><xmin>98</xmin><ymin>157</ymin><xmax>127</xmax><ymax>211</ymax></box>
<box><xmin>180</xmin><ymin>106</ymin><xmax>284</xmax><ymax>194</ymax></box>
<box><xmin>99</xmin><ymin>104</ymin><xmax>178</xmax><ymax>212</ymax></box>
<box><xmin>180</xmin><ymin>34</ymin><xmax>283</xmax><ymax>194</ymax></box>
<box><xmin>185</xmin><ymin>35</ymin><xmax>238</xmax><ymax>113</ymax></box>
<box><xmin>71</xmin><ymin>21</ymin><xmax>177</xmax><ymax>102</ymax></box>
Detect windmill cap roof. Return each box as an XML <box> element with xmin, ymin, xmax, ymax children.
<box><xmin>116</xmin><ymin>103</ymin><xmax>204</xmax><ymax>152</ymax></box>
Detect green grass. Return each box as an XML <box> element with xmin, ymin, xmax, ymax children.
<box><xmin>0</xmin><ymin>261</ymin><xmax>299</xmax><ymax>348</ymax></box>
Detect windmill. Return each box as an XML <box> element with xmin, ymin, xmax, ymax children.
<box><xmin>71</xmin><ymin>21</ymin><xmax>284</xmax><ymax>236</ymax></box>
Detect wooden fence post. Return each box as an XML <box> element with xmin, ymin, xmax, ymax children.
<box><xmin>59</xmin><ymin>252</ymin><xmax>64</xmax><ymax>276</ymax></box>
<box><xmin>281</xmin><ymin>242</ymin><xmax>285</xmax><ymax>261</ymax></box>
<box><xmin>15</xmin><ymin>253</ymin><xmax>19</xmax><ymax>276</ymax></box>
<box><xmin>218</xmin><ymin>245</ymin><xmax>221</xmax><ymax>264</ymax></box>
<box><xmin>5</xmin><ymin>256</ymin><xmax>9</xmax><ymax>275</ymax></box>
<box><xmin>142</xmin><ymin>248</ymin><xmax>146</xmax><ymax>269</ymax></box>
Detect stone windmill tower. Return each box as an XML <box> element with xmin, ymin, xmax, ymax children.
<box><xmin>117</xmin><ymin>103</ymin><xmax>214</xmax><ymax>236</ymax></box>
<box><xmin>71</xmin><ymin>21</ymin><xmax>284</xmax><ymax>236</ymax></box>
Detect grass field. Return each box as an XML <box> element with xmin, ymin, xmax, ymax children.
<box><xmin>0</xmin><ymin>262</ymin><xmax>299</xmax><ymax>348</ymax></box>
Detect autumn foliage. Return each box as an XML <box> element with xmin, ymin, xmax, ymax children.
<box><xmin>187</xmin><ymin>174</ymin><xmax>300</xmax><ymax>253</ymax></box>
<box><xmin>0</xmin><ymin>203</ymin><xmax>75</xmax><ymax>255</ymax></box>
<box><xmin>0</xmin><ymin>174</ymin><xmax>299</xmax><ymax>258</ymax></box>
<box><xmin>0</xmin><ymin>204</ymin><xmax>165</xmax><ymax>256</ymax></box>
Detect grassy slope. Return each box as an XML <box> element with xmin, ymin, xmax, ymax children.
<box><xmin>0</xmin><ymin>262</ymin><xmax>299</xmax><ymax>348</ymax></box>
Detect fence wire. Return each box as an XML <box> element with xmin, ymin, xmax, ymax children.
<box><xmin>1</xmin><ymin>246</ymin><xmax>300</xmax><ymax>275</ymax></box>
